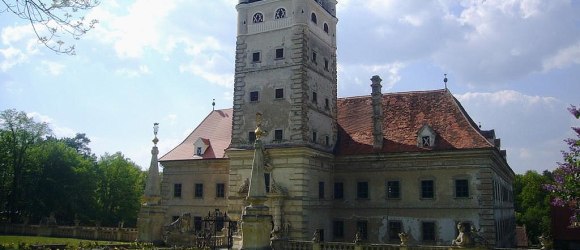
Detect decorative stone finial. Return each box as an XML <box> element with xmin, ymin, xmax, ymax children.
<box><xmin>212</xmin><ymin>99</ymin><xmax>215</xmax><ymax>111</ymax></box>
<box><xmin>444</xmin><ymin>74</ymin><xmax>448</xmax><ymax>89</ymax></box>
<box><xmin>255</xmin><ymin>112</ymin><xmax>266</xmax><ymax>139</ymax></box>
<box><xmin>152</xmin><ymin>123</ymin><xmax>159</xmax><ymax>145</ymax></box>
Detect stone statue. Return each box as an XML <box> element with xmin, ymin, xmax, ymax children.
<box><xmin>238</xmin><ymin>178</ymin><xmax>249</xmax><ymax>194</ymax></box>
<box><xmin>165</xmin><ymin>213</ymin><xmax>192</xmax><ymax>233</ymax></box>
<box><xmin>398</xmin><ymin>232</ymin><xmax>409</xmax><ymax>246</ymax></box>
<box><xmin>539</xmin><ymin>235</ymin><xmax>553</xmax><ymax>250</ymax></box>
<box><xmin>312</xmin><ymin>229</ymin><xmax>321</xmax><ymax>243</ymax></box>
<box><xmin>354</xmin><ymin>230</ymin><xmax>362</xmax><ymax>244</ymax></box>
<box><xmin>452</xmin><ymin>222</ymin><xmax>472</xmax><ymax>247</ymax></box>
<box><xmin>470</xmin><ymin>225</ymin><xmax>488</xmax><ymax>246</ymax></box>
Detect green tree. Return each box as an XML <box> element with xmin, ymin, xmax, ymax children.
<box><xmin>95</xmin><ymin>152</ymin><xmax>145</xmax><ymax>227</ymax></box>
<box><xmin>26</xmin><ymin>140</ymin><xmax>97</xmax><ymax>224</ymax></box>
<box><xmin>0</xmin><ymin>109</ymin><xmax>51</xmax><ymax>222</ymax></box>
<box><xmin>514</xmin><ymin>170</ymin><xmax>552</xmax><ymax>243</ymax></box>
<box><xmin>0</xmin><ymin>0</ymin><xmax>99</xmax><ymax>55</ymax></box>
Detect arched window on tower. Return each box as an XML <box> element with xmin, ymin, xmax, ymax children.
<box><xmin>323</xmin><ymin>23</ymin><xmax>329</xmax><ymax>33</ymax></box>
<box><xmin>275</xmin><ymin>8</ymin><xmax>286</xmax><ymax>19</ymax></box>
<box><xmin>253</xmin><ymin>13</ymin><xmax>264</xmax><ymax>23</ymax></box>
<box><xmin>311</xmin><ymin>13</ymin><xmax>317</xmax><ymax>24</ymax></box>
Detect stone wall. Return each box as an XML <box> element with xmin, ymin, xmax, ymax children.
<box><xmin>0</xmin><ymin>224</ymin><xmax>137</xmax><ymax>242</ymax></box>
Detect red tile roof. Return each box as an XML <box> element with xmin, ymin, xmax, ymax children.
<box><xmin>160</xmin><ymin>89</ymin><xmax>495</xmax><ymax>160</ymax></box>
<box><xmin>336</xmin><ymin>89</ymin><xmax>494</xmax><ymax>155</ymax></box>
<box><xmin>160</xmin><ymin>109</ymin><xmax>233</xmax><ymax>161</ymax></box>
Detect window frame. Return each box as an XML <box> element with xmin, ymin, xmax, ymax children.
<box><xmin>388</xmin><ymin>221</ymin><xmax>403</xmax><ymax>241</ymax></box>
<box><xmin>249</xmin><ymin>131</ymin><xmax>256</xmax><ymax>143</ymax></box>
<box><xmin>274</xmin><ymin>8</ymin><xmax>286</xmax><ymax>19</ymax></box>
<box><xmin>275</xmin><ymin>48</ymin><xmax>284</xmax><ymax>59</ymax></box>
<box><xmin>216</xmin><ymin>183</ymin><xmax>225</xmax><ymax>198</ymax></box>
<box><xmin>318</xmin><ymin>181</ymin><xmax>325</xmax><ymax>199</ymax></box>
<box><xmin>357</xmin><ymin>181</ymin><xmax>369</xmax><ymax>199</ymax></box>
<box><xmin>274</xmin><ymin>129</ymin><xmax>283</xmax><ymax>141</ymax></box>
<box><xmin>252</xmin><ymin>51</ymin><xmax>261</xmax><ymax>63</ymax></box>
<box><xmin>173</xmin><ymin>183</ymin><xmax>182</xmax><ymax>198</ymax></box>
<box><xmin>323</xmin><ymin>23</ymin><xmax>329</xmax><ymax>33</ymax></box>
<box><xmin>275</xmin><ymin>88</ymin><xmax>284</xmax><ymax>99</ymax></box>
<box><xmin>420</xmin><ymin>179</ymin><xmax>435</xmax><ymax>199</ymax></box>
<box><xmin>252</xmin><ymin>12</ymin><xmax>264</xmax><ymax>23</ymax></box>
<box><xmin>421</xmin><ymin>221</ymin><xmax>436</xmax><ymax>242</ymax></box>
<box><xmin>311</xmin><ymin>13</ymin><xmax>317</xmax><ymax>24</ymax></box>
<box><xmin>387</xmin><ymin>180</ymin><xmax>401</xmax><ymax>199</ymax></box>
<box><xmin>455</xmin><ymin>179</ymin><xmax>470</xmax><ymax>198</ymax></box>
<box><xmin>194</xmin><ymin>183</ymin><xmax>204</xmax><ymax>198</ymax></box>
<box><xmin>332</xmin><ymin>220</ymin><xmax>344</xmax><ymax>239</ymax></box>
<box><xmin>333</xmin><ymin>182</ymin><xmax>344</xmax><ymax>200</ymax></box>
<box><xmin>250</xmin><ymin>91</ymin><xmax>259</xmax><ymax>102</ymax></box>
<box><xmin>356</xmin><ymin>220</ymin><xmax>368</xmax><ymax>240</ymax></box>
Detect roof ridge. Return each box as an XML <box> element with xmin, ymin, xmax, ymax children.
<box><xmin>338</xmin><ymin>89</ymin><xmax>447</xmax><ymax>100</ymax></box>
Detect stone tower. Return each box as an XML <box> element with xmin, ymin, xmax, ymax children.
<box><xmin>231</xmin><ymin>0</ymin><xmax>338</xmax><ymax>151</ymax></box>
<box><xmin>228</xmin><ymin>0</ymin><xmax>339</xmax><ymax>241</ymax></box>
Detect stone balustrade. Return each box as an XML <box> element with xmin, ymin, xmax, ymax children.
<box><xmin>0</xmin><ymin>224</ymin><xmax>137</xmax><ymax>242</ymax></box>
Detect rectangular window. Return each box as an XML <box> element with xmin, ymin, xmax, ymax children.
<box><xmin>194</xmin><ymin>216</ymin><xmax>202</xmax><ymax>231</ymax></box>
<box><xmin>250</xmin><ymin>91</ymin><xmax>259</xmax><ymax>102</ymax></box>
<box><xmin>312</xmin><ymin>131</ymin><xmax>317</xmax><ymax>143</ymax></box>
<box><xmin>324</xmin><ymin>58</ymin><xmax>329</xmax><ymax>71</ymax></box>
<box><xmin>195</xmin><ymin>183</ymin><xmax>203</xmax><ymax>198</ymax></box>
<box><xmin>422</xmin><ymin>222</ymin><xmax>436</xmax><ymax>242</ymax></box>
<box><xmin>274</xmin><ymin>129</ymin><xmax>283</xmax><ymax>141</ymax></box>
<box><xmin>325</xmin><ymin>98</ymin><xmax>329</xmax><ymax>109</ymax></box>
<box><xmin>333</xmin><ymin>220</ymin><xmax>344</xmax><ymax>239</ymax></box>
<box><xmin>252</xmin><ymin>52</ymin><xmax>260</xmax><ymax>62</ymax></box>
<box><xmin>312</xmin><ymin>92</ymin><xmax>318</xmax><ymax>103</ymax></box>
<box><xmin>388</xmin><ymin>221</ymin><xmax>403</xmax><ymax>241</ymax></box>
<box><xmin>173</xmin><ymin>183</ymin><xmax>182</xmax><ymax>198</ymax></box>
<box><xmin>455</xmin><ymin>179</ymin><xmax>469</xmax><ymax>198</ymax></box>
<box><xmin>387</xmin><ymin>181</ymin><xmax>400</xmax><ymax>199</ymax></box>
<box><xmin>421</xmin><ymin>180</ymin><xmax>434</xmax><ymax>199</ymax></box>
<box><xmin>312</xmin><ymin>51</ymin><xmax>317</xmax><ymax>64</ymax></box>
<box><xmin>275</xmin><ymin>88</ymin><xmax>284</xmax><ymax>99</ymax></box>
<box><xmin>264</xmin><ymin>173</ymin><xmax>271</xmax><ymax>193</ymax></box>
<box><xmin>325</xmin><ymin>136</ymin><xmax>329</xmax><ymax>146</ymax></box>
<box><xmin>318</xmin><ymin>181</ymin><xmax>325</xmax><ymax>199</ymax></box>
<box><xmin>196</xmin><ymin>147</ymin><xmax>202</xmax><ymax>156</ymax></box>
<box><xmin>334</xmin><ymin>182</ymin><xmax>344</xmax><ymax>199</ymax></box>
<box><xmin>357</xmin><ymin>181</ymin><xmax>369</xmax><ymax>199</ymax></box>
<box><xmin>275</xmin><ymin>48</ymin><xmax>284</xmax><ymax>59</ymax></box>
<box><xmin>249</xmin><ymin>132</ymin><xmax>256</xmax><ymax>142</ymax></box>
<box><xmin>356</xmin><ymin>220</ymin><xmax>368</xmax><ymax>240</ymax></box>
<box><xmin>216</xmin><ymin>183</ymin><xmax>225</xmax><ymax>198</ymax></box>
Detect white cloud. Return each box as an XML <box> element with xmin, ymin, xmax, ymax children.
<box><xmin>115</xmin><ymin>65</ymin><xmax>151</xmax><ymax>78</ymax></box>
<box><xmin>165</xmin><ymin>114</ymin><xmax>178</xmax><ymax>125</ymax></box>
<box><xmin>27</xmin><ymin>112</ymin><xmax>76</xmax><ymax>138</ymax></box>
<box><xmin>40</xmin><ymin>61</ymin><xmax>66</xmax><ymax>76</ymax></box>
<box><xmin>338</xmin><ymin>62</ymin><xmax>405</xmax><ymax>95</ymax></box>
<box><xmin>455</xmin><ymin>90</ymin><xmax>558</xmax><ymax>107</ymax></box>
<box><xmin>542</xmin><ymin>41</ymin><xmax>580</xmax><ymax>71</ymax></box>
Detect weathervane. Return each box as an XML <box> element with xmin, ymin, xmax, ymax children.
<box><xmin>153</xmin><ymin>123</ymin><xmax>159</xmax><ymax>145</ymax></box>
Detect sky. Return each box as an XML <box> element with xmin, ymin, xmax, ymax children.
<box><xmin>1</xmin><ymin>0</ymin><xmax>579</xmax><ymax>174</ymax></box>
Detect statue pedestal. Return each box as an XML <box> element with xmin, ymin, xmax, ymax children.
<box><xmin>137</xmin><ymin>204</ymin><xmax>165</xmax><ymax>243</ymax></box>
<box><xmin>242</xmin><ymin>204</ymin><xmax>272</xmax><ymax>250</ymax></box>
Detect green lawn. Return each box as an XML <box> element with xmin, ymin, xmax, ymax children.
<box><xmin>0</xmin><ymin>235</ymin><xmax>128</xmax><ymax>249</ymax></box>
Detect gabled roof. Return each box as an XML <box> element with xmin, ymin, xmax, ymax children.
<box><xmin>336</xmin><ymin>89</ymin><xmax>494</xmax><ymax>155</ymax></box>
<box><xmin>160</xmin><ymin>109</ymin><xmax>233</xmax><ymax>161</ymax></box>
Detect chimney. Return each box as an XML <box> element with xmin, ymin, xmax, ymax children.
<box><xmin>371</xmin><ymin>75</ymin><xmax>384</xmax><ymax>150</ymax></box>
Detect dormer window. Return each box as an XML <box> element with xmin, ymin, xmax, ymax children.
<box><xmin>275</xmin><ymin>8</ymin><xmax>286</xmax><ymax>19</ymax></box>
<box><xmin>193</xmin><ymin>137</ymin><xmax>210</xmax><ymax>157</ymax></box>
<box><xmin>253</xmin><ymin>13</ymin><xmax>264</xmax><ymax>23</ymax></box>
<box><xmin>417</xmin><ymin>125</ymin><xmax>436</xmax><ymax>148</ymax></box>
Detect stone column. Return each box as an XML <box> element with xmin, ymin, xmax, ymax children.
<box><xmin>242</xmin><ymin>113</ymin><xmax>273</xmax><ymax>250</ymax></box>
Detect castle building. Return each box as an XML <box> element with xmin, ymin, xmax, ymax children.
<box><xmin>141</xmin><ymin>0</ymin><xmax>516</xmax><ymax>247</ymax></box>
